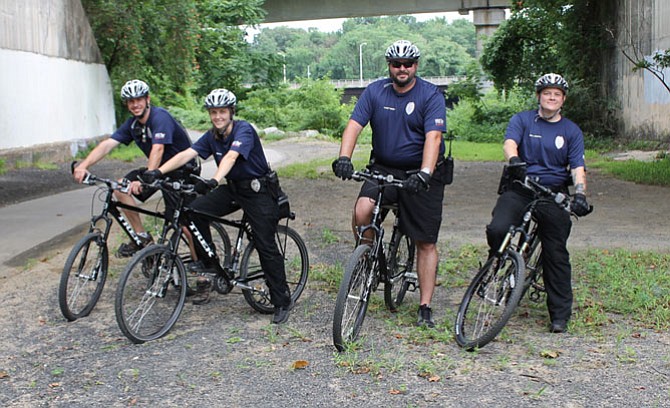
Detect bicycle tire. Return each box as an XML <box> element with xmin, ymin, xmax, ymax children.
<box><xmin>115</xmin><ymin>244</ymin><xmax>187</xmax><ymax>344</ymax></box>
<box><xmin>240</xmin><ymin>224</ymin><xmax>309</xmax><ymax>314</ymax></box>
<box><xmin>333</xmin><ymin>244</ymin><xmax>374</xmax><ymax>352</ymax></box>
<box><xmin>58</xmin><ymin>232</ymin><xmax>109</xmax><ymax>321</ymax></box>
<box><xmin>384</xmin><ymin>230</ymin><xmax>415</xmax><ymax>311</ymax></box>
<box><xmin>174</xmin><ymin>222</ymin><xmax>232</xmax><ymax>293</ymax></box>
<box><xmin>454</xmin><ymin>249</ymin><xmax>525</xmax><ymax>350</ymax></box>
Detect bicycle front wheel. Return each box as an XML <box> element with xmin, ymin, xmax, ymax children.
<box><xmin>58</xmin><ymin>232</ymin><xmax>109</xmax><ymax>321</ymax></box>
<box><xmin>454</xmin><ymin>249</ymin><xmax>525</xmax><ymax>350</ymax></box>
<box><xmin>240</xmin><ymin>224</ymin><xmax>309</xmax><ymax>314</ymax></box>
<box><xmin>115</xmin><ymin>245</ymin><xmax>187</xmax><ymax>344</ymax></box>
<box><xmin>384</xmin><ymin>231</ymin><xmax>415</xmax><ymax>311</ymax></box>
<box><xmin>333</xmin><ymin>244</ymin><xmax>374</xmax><ymax>352</ymax></box>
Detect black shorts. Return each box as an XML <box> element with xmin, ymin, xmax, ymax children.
<box><xmin>357</xmin><ymin>162</ymin><xmax>446</xmax><ymax>243</ymax></box>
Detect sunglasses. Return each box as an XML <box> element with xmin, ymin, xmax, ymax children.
<box><xmin>389</xmin><ymin>60</ymin><xmax>416</xmax><ymax>69</ymax></box>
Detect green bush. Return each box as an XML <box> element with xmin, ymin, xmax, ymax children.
<box><xmin>240</xmin><ymin>78</ymin><xmax>351</xmax><ymax>137</ymax></box>
<box><xmin>447</xmin><ymin>88</ymin><xmax>533</xmax><ymax>143</ymax></box>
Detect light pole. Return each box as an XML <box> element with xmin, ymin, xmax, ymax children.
<box><xmin>359</xmin><ymin>42</ymin><xmax>367</xmax><ymax>86</ymax></box>
<box><xmin>278</xmin><ymin>52</ymin><xmax>286</xmax><ymax>84</ymax></box>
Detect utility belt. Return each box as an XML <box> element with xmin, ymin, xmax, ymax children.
<box><xmin>228</xmin><ymin>175</ymin><xmax>269</xmax><ymax>193</ymax></box>
<box><xmin>228</xmin><ymin>171</ymin><xmax>292</xmax><ymax>219</ymax></box>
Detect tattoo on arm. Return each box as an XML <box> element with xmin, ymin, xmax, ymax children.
<box><xmin>575</xmin><ymin>183</ymin><xmax>585</xmax><ymax>194</ymax></box>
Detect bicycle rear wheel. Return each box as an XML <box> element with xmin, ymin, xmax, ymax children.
<box><xmin>58</xmin><ymin>232</ymin><xmax>109</xmax><ymax>321</ymax></box>
<box><xmin>240</xmin><ymin>224</ymin><xmax>309</xmax><ymax>314</ymax></box>
<box><xmin>115</xmin><ymin>245</ymin><xmax>187</xmax><ymax>344</ymax></box>
<box><xmin>454</xmin><ymin>249</ymin><xmax>525</xmax><ymax>350</ymax></box>
<box><xmin>522</xmin><ymin>237</ymin><xmax>545</xmax><ymax>300</ymax></box>
<box><xmin>384</xmin><ymin>230</ymin><xmax>415</xmax><ymax>311</ymax></box>
<box><xmin>333</xmin><ymin>244</ymin><xmax>374</xmax><ymax>352</ymax></box>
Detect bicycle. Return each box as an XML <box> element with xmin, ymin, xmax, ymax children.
<box><xmin>454</xmin><ymin>176</ymin><xmax>591</xmax><ymax>350</ymax></box>
<box><xmin>332</xmin><ymin>169</ymin><xmax>417</xmax><ymax>352</ymax></box>
<box><xmin>114</xmin><ymin>177</ymin><xmax>309</xmax><ymax>344</ymax></box>
<box><xmin>58</xmin><ymin>169</ymin><xmax>166</xmax><ymax>321</ymax></box>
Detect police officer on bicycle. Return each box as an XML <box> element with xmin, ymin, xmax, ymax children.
<box><xmin>142</xmin><ymin>89</ymin><xmax>294</xmax><ymax>324</ymax></box>
<box><xmin>73</xmin><ymin>79</ymin><xmax>196</xmax><ymax>257</ymax></box>
<box><xmin>332</xmin><ymin>40</ymin><xmax>450</xmax><ymax>328</ymax></box>
<box><xmin>486</xmin><ymin>73</ymin><xmax>592</xmax><ymax>334</ymax></box>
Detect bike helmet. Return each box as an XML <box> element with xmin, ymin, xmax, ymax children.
<box><xmin>535</xmin><ymin>73</ymin><xmax>569</xmax><ymax>94</ymax></box>
<box><xmin>385</xmin><ymin>40</ymin><xmax>421</xmax><ymax>61</ymax></box>
<box><xmin>120</xmin><ymin>79</ymin><xmax>150</xmax><ymax>101</ymax></box>
<box><xmin>204</xmin><ymin>88</ymin><xmax>237</xmax><ymax>109</ymax></box>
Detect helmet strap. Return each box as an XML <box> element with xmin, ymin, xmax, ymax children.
<box><xmin>537</xmin><ymin>104</ymin><xmax>561</xmax><ymax>121</ymax></box>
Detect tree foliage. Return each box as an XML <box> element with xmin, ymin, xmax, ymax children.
<box><xmin>250</xmin><ymin>16</ymin><xmax>476</xmax><ymax>82</ymax></box>
<box><xmin>480</xmin><ymin>0</ymin><xmax>619</xmax><ymax>139</ymax></box>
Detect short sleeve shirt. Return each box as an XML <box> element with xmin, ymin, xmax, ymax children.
<box><xmin>191</xmin><ymin>120</ymin><xmax>269</xmax><ymax>180</ymax></box>
<box><xmin>505</xmin><ymin>110</ymin><xmax>585</xmax><ymax>187</ymax></box>
<box><xmin>111</xmin><ymin>106</ymin><xmax>192</xmax><ymax>164</ymax></box>
<box><xmin>350</xmin><ymin>77</ymin><xmax>446</xmax><ymax>169</ymax></box>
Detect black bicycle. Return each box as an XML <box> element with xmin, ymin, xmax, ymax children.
<box><xmin>114</xmin><ymin>177</ymin><xmax>309</xmax><ymax>344</ymax></box>
<box><xmin>454</xmin><ymin>176</ymin><xmax>591</xmax><ymax>350</ymax></box>
<box><xmin>332</xmin><ymin>169</ymin><xmax>417</xmax><ymax>352</ymax></box>
<box><xmin>58</xmin><ymin>170</ymin><xmax>168</xmax><ymax>321</ymax></box>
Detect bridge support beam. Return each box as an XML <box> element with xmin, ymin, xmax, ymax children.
<box><xmin>464</xmin><ymin>7</ymin><xmax>507</xmax><ymax>54</ymax></box>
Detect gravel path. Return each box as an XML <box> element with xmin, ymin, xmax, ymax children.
<box><xmin>1</xmin><ymin>137</ymin><xmax>669</xmax><ymax>407</ymax></box>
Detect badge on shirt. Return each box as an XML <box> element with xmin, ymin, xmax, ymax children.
<box><xmin>251</xmin><ymin>179</ymin><xmax>261</xmax><ymax>192</ymax></box>
<box><xmin>405</xmin><ymin>102</ymin><xmax>415</xmax><ymax>115</ymax></box>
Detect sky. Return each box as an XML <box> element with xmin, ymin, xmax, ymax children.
<box><xmin>246</xmin><ymin>11</ymin><xmax>472</xmax><ymax>40</ymax></box>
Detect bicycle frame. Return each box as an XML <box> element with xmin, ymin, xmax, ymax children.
<box><xmin>157</xmin><ymin>180</ymin><xmax>290</xmax><ymax>296</ymax></box>
<box><xmin>83</xmin><ymin>174</ymin><xmax>167</xmax><ymax>248</ymax></box>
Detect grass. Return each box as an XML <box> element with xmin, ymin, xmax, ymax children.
<box><xmin>75</xmin><ymin>142</ymin><xmax>145</xmax><ymax>163</ymax></box>
<box><xmin>589</xmin><ymin>155</ymin><xmax>670</xmax><ymax>186</ymax></box>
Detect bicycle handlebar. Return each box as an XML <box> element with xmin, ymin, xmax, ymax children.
<box><xmin>518</xmin><ymin>176</ymin><xmax>593</xmax><ymax>216</ymax></box>
<box><xmin>71</xmin><ymin>161</ymin><xmax>131</xmax><ymax>193</ymax></box>
<box><xmin>351</xmin><ymin>169</ymin><xmax>406</xmax><ymax>188</ymax></box>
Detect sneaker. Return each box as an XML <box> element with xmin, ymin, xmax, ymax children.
<box><xmin>416</xmin><ymin>304</ymin><xmax>435</xmax><ymax>328</ymax></box>
<box><xmin>550</xmin><ymin>320</ymin><xmax>567</xmax><ymax>333</ymax></box>
<box><xmin>117</xmin><ymin>233</ymin><xmax>153</xmax><ymax>257</ymax></box>
<box><xmin>272</xmin><ymin>298</ymin><xmax>295</xmax><ymax>324</ymax></box>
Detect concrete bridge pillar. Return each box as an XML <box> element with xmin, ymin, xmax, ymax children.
<box><xmin>462</xmin><ymin>7</ymin><xmax>507</xmax><ymax>55</ymax></box>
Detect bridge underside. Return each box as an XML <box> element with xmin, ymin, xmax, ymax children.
<box><xmin>262</xmin><ymin>0</ymin><xmax>508</xmax><ymax>22</ymax></box>
<box><xmin>262</xmin><ymin>0</ymin><xmax>507</xmax><ymax>53</ymax></box>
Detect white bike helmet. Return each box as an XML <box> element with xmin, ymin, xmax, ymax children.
<box><xmin>204</xmin><ymin>88</ymin><xmax>237</xmax><ymax>109</ymax></box>
<box><xmin>535</xmin><ymin>73</ymin><xmax>569</xmax><ymax>93</ymax></box>
<box><xmin>385</xmin><ymin>40</ymin><xmax>421</xmax><ymax>61</ymax></box>
<box><xmin>120</xmin><ymin>79</ymin><xmax>150</xmax><ymax>101</ymax></box>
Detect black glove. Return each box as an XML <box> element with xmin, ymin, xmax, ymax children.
<box><xmin>332</xmin><ymin>156</ymin><xmax>354</xmax><ymax>180</ymax></box>
<box><xmin>571</xmin><ymin>193</ymin><xmax>591</xmax><ymax>216</ymax></box>
<box><xmin>507</xmin><ymin>156</ymin><xmax>527</xmax><ymax>181</ymax></box>
<box><xmin>195</xmin><ymin>178</ymin><xmax>218</xmax><ymax>195</ymax></box>
<box><xmin>141</xmin><ymin>169</ymin><xmax>162</xmax><ymax>183</ymax></box>
<box><xmin>404</xmin><ymin>170</ymin><xmax>431</xmax><ymax>194</ymax></box>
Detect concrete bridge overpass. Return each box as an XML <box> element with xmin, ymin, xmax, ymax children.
<box><xmin>263</xmin><ymin>0</ymin><xmax>508</xmax><ymax>53</ymax></box>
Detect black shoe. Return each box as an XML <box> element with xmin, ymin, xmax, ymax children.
<box><xmin>192</xmin><ymin>277</ymin><xmax>211</xmax><ymax>305</ymax></box>
<box><xmin>550</xmin><ymin>320</ymin><xmax>567</xmax><ymax>333</ymax></box>
<box><xmin>187</xmin><ymin>260</ymin><xmax>206</xmax><ymax>273</ymax></box>
<box><xmin>272</xmin><ymin>298</ymin><xmax>295</xmax><ymax>324</ymax></box>
<box><xmin>416</xmin><ymin>304</ymin><xmax>435</xmax><ymax>328</ymax></box>
<box><xmin>117</xmin><ymin>233</ymin><xmax>153</xmax><ymax>257</ymax></box>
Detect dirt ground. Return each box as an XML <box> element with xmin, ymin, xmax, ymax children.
<box><xmin>1</xmin><ymin>137</ymin><xmax>669</xmax><ymax>407</ymax></box>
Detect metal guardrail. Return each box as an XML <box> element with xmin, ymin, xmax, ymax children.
<box><xmin>243</xmin><ymin>76</ymin><xmax>464</xmax><ymax>89</ymax></box>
